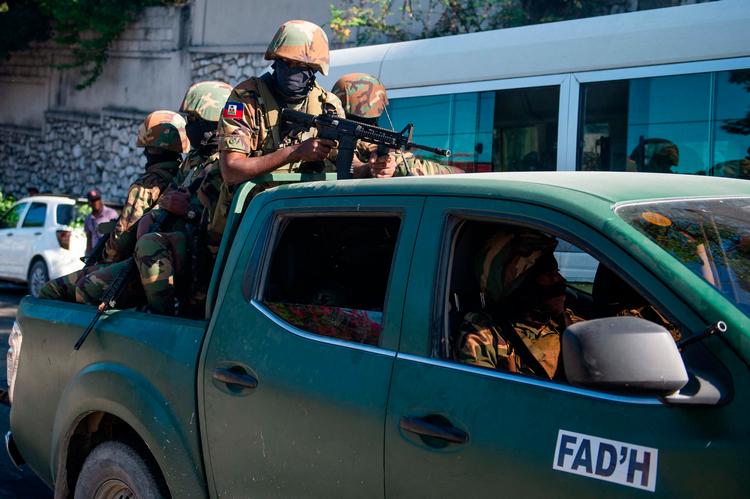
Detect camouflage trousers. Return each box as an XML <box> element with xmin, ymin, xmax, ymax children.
<box><xmin>38</xmin><ymin>265</ymin><xmax>105</xmax><ymax>302</ymax></box>
<box><xmin>76</xmin><ymin>232</ymin><xmax>187</xmax><ymax>316</ymax></box>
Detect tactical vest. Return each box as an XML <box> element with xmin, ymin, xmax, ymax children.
<box><xmin>237</xmin><ymin>74</ymin><xmax>339</xmax><ymax>172</ymax></box>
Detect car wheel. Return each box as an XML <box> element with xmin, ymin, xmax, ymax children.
<box><xmin>74</xmin><ymin>441</ymin><xmax>166</xmax><ymax>499</ymax></box>
<box><xmin>27</xmin><ymin>260</ymin><xmax>49</xmax><ymax>298</ymax></box>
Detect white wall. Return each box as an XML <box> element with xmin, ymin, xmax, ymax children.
<box><xmin>191</xmin><ymin>0</ymin><xmax>335</xmax><ymax>50</ymax></box>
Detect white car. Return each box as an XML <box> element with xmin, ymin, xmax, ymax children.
<box><xmin>0</xmin><ymin>195</ymin><xmax>87</xmax><ymax>296</ymax></box>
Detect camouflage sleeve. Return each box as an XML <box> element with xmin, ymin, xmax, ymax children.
<box><xmin>104</xmin><ymin>182</ymin><xmax>159</xmax><ymax>260</ymax></box>
<box><xmin>456</xmin><ymin>312</ymin><xmax>513</xmax><ymax>370</ymax></box>
<box><xmin>394</xmin><ymin>153</ymin><xmax>464</xmax><ymax>176</ymax></box>
<box><xmin>217</xmin><ymin>86</ymin><xmax>261</xmax><ymax>155</ymax></box>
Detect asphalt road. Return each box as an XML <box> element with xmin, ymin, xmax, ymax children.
<box><xmin>0</xmin><ymin>284</ymin><xmax>53</xmax><ymax>499</ymax></box>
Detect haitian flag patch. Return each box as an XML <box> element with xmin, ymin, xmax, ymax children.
<box><xmin>222</xmin><ymin>101</ymin><xmax>244</xmax><ymax>119</ymax></box>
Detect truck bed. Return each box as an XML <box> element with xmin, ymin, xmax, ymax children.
<box><xmin>11</xmin><ymin>297</ymin><xmax>208</xmax><ymax>497</ymax></box>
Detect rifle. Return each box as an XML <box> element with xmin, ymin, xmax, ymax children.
<box><xmin>280</xmin><ymin>108</ymin><xmax>451</xmax><ymax>179</ymax></box>
<box><xmin>74</xmin><ymin>209</ymin><xmax>172</xmax><ymax>350</ymax></box>
<box><xmin>81</xmin><ymin>230</ymin><xmax>110</xmax><ymax>266</ymax></box>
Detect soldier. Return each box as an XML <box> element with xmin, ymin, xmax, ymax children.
<box><xmin>76</xmin><ymin>83</ymin><xmax>232</xmax><ymax>313</ymax></box>
<box><xmin>129</xmin><ymin>80</ymin><xmax>233</xmax><ymax>316</ymax></box>
<box><xmin>213</xmin><ymin>19</ymin><xmax>348</xmax><ymax>242</ymax></box>
<box><xmin>456</xmin><ymin>230</ymin><xmax>584</xmax><ymax>380</ymax></box>
<box><xmin>331</xmin><ymin>73</ymin><xmax>464</xmax><ymax>177</ymax></box>
<box><xmin>40</xmin><ymin>110</ymin><xmax>188</xmax><ymax>302</ymax></box>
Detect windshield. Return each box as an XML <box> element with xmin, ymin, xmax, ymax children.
<box><xmin>616</xmin><ymin>197</ymin><xmax>750</xmax><ymax>318</ymax></box>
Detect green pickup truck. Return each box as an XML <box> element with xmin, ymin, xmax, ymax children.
<box><xmin>6</xmin><ymin>172</ymin><xmax>750</xmax><ymax>498</ymax></box>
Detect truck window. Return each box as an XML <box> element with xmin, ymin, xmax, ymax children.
<box><xmin>262</xmin><ymin>215</ymin><xmax>401</xmax><ymax>346</ymax></box>
<box><xmin>444</xmin><ymin>219</ymin><xmax>682</xmax><ymax>382</ymax></box>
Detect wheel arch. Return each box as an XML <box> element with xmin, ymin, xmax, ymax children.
<box><xmin>50</xmin><ymin>363</ymin><xmax>206</xmax><ymax>498</ymax></box>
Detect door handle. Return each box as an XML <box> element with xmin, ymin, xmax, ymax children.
<box><xmin>5</xmin><ymin>233</ymin><xmax>12</xmax><ymax>237</ymax></box>
<box><xmin>33</xmin><ymin>232</ymin><xmax>42</xmax><ymax>236</ymax></box>
<box><xmin>400</xmin><ymin>416</ymin><xmax>468</xmax><ymax>444</ymax></box>
<box><xmin>212</xmin><ymin>367</ymin><xmax>258</xmax><ymax>389</ymax></box>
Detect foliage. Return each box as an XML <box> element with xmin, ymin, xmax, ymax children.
<box><xmin>721</xmin><ymin>69</ymin><xmax>750</xmax><ymax>136</ymax></box>
<box><xmin>0</xmin><ymin>191</ymin><xmax>15</xmax><ymax>215</ymax></box>
<box><xmin>329</xmin><ymin>0</ymin><xmax>645</xmax><ymax>45</ymax></box>
<box><xmin>0</xmin><ymin>0</ymin><xmax>52</xmax><ymax>62</ymax></box>
<box><xmin>70</xmin><ymin>203</ymin><xmax>92</xmax><ymax>230</ymax></box>
<box><xmin>0</xmin><ymin>0</ymin><xmax>184</xmax><ymax>89</ymax></box>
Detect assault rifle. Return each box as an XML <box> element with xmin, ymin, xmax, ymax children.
<box><xmin>280</xmin><ymin>108</ymin><xmax>451</xmax><ymax>179</ymax></box>
<box><xmin>74</xmin><ymin>209</ymin><xmax>171</xmax><ymax>350</ymax></box>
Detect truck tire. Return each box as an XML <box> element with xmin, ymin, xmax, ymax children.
<box><xmin>27</xmin><ymin>259</ymin><xmax>48</xmax><ymax>298</ymax></box>
<box><xmin>74</xmin><ymin>441</ymin><xmax>166</xmax><ymax>499</ymax></box>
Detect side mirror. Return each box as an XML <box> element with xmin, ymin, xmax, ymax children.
<box><xmin>563</xmin><ymin>317</ymin><xmax>688</xmax><ymax>396</ymax></box>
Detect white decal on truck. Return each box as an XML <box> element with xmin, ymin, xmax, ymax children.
<box><xmin>553</xmin><ymin>429</ymin><xmax>658</xmax><ymax>492</ymax></box>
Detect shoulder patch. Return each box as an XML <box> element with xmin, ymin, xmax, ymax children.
<box><xmin>222</xmin><ymin>102</ymin><xmax>244</xmax><ymax>119</ymax></box>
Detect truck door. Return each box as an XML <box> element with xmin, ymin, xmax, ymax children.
<box><xmin>385</xmin><ymin>197</ymin><xmax>748</xmax><ymax>498</ymax></box>
<box><xmin>201</xmin><ymin>195</ymin><xmax>424</xmax><ymax>498</ymax></box>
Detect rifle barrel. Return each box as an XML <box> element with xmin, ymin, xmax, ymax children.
<box><xmin>74</xmin><ymin>309</ymin><xmax>103</xmax><ymax>350</ymax></box>
<box><xmin>408</xmin><ymin>143</ymin><xmax>451</xmax><ymax>157</ymax></box>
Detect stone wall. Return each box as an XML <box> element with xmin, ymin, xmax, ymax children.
<box><xmin>190</xmin><ymin>51</ymin><xmax>268</xmax><ymax>85</ymax></box>
<box><xmin>0</xmin><ymin>110</ymin><xmax>144</xmax><ymax>203</ymax></box>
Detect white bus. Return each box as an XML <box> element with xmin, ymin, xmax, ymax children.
<box><xmin>322</xmin><ymin>0</ymin><xmax>750</xmax><ymax>178</ymax></box>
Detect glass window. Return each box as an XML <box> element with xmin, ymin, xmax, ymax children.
<box><xmin>263</xmin><ymin>215</ymin><xmax>401</xmax><ymax>346</ymax></box>
<box><xmin>617</xmin><ymin>197</ymin><xmax>750</xmax><ymax>318</ymax></box>
<box><xmin>56</xmin><ymin>202</ymin><xmax>89</xmax><ymax>227</ymax></box>
<box><xmin>0</xmin><ymin>203</ymin><xmax>27</xmax><ymax>229</ymax></box>
<box><xmin>22</xmin><ymin>202</ymin><xmax>46</xmax><ymax>228</ymax></box>
<box><xmin>578</xmin><ymin>69</ymin><xmax>750</xmax><ymax>179</ymax></box>
<box><xmin>386</xmin><ymin>85</ymin><xmax>559</xmax><ymax>173</ymax></box>
<box><xmin>443</xmin><ymin>219</ymin><xmax>683</xmax><ymax>382</ymax></box>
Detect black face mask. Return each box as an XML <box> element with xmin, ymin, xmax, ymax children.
<box><xmin>272</xmin><ymin>59</ymin><xmax>315</xmax><ymax>102</ymax></box>
<box><xmin>185</xmin><ymin>118</ymin><xmax>218</xmax><ymax>151</ymax></box>
<box><xmin>143</xmin><ymin>149</ymin><xmax>180</xmax><ymax>167</ymax></box>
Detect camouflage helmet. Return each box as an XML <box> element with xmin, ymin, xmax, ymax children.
<box><xmin>180</xmin><ymin>80</ymin><xmax>233</xmax><ymax>122</ymax></box>
<box><xmin>136</xmin><ymin>110</ymin><xmax>189</xmax><ymax>153</ymax></box>
<box><xmin>265</xmin><ymin>20</ymin><xmax>330</xmax><ymax>75</ymax></box>
<box><xmin>332</xmin><ymin>73</ymin><xmax>388</xmax><ymax>119</ymax></box>
<box><xmin>475</xmin><ymin>230</ymin><xmax>558</xmax><ymax>305</ymax></box>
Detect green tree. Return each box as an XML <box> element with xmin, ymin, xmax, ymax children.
<box><xmin>0</xmin><ymin>0</ymin><xmax>184</xmax><ymax>89</ymax></box>
<box><xmin>329</xmin><ymin>0</ymin><xmax>683</xmax><ymax>45</ymax></box>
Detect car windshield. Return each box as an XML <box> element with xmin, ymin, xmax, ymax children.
<box><xmin>616</xmin><ymin>197</ymin><xmax>750</xmax><ymax>318</ymax></box>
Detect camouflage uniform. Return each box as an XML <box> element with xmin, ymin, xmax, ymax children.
<box><xmin>458</xmin><ymin>308</ymin><xmax>583</xmax><ymax>379</ymax></box>
<box><xmin>73</xmin><ymin>111</ymin><xmax>189</xmax><ymax>305</ymax></box>
<box><xmin>41</xmin><ymin>110</ymin><xmax>188</xmax><ymax>303</ymax></box>
<box><xmin>331</xmin><ymin>73</ymin><xmax>462</xmax><ymax>177</ymax></box>
<box><xmin>212</xmin><ymin>20</ymin><xmax>344</xmax><ymax>243</ymax></box>
<box><xmin>128</xmin><ymin>81</ymin><xmax>231</xmax><ymax>316</ymax></box>
<box><xmin>454</xmin><ymin>230</ymin><xmax>578</xmax><ymax>379</ymax></box>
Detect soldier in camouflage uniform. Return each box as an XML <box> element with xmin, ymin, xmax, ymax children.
<box><xmin>213</xmin><ymin>20</ymin><xmax>347</xmax><ymax>243</ymax></box>
<box><xmin>331</xmin><ymin>73</ymin><xmax>463</xmax><ymax>177</ymax></box>
<box><xmin>456</xmin><ymin>230</ymin><xmax>584</xmax><ymax>380</ymax></box>
<box><xmin>127</xmin><ymin>80</ymin><xmax>232</xmax><ymax>316</ymax></box>
<box><xmin>40</xmin><ymin>110</ymin><xmax>188</xmax><ymax>302</ymax></box>
<box><xmin>72</xmin><ymin>110</ymin><xmax>190</xmax><ymax>305</ymax></box>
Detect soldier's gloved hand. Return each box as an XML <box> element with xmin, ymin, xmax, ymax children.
<box><xmin>369</xmin><ymin>151</ymin><xmax>397</xmax><ymax>178</ymax></box>
<box><xmin>290</xmin><ymin>138</ymin><xmax>337</xmax><ymax>162</ymax></box>
<box><xmin>159</xmin><ymin>189</ymin><xmax>191</xmax><ymax>217</ymax></box>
